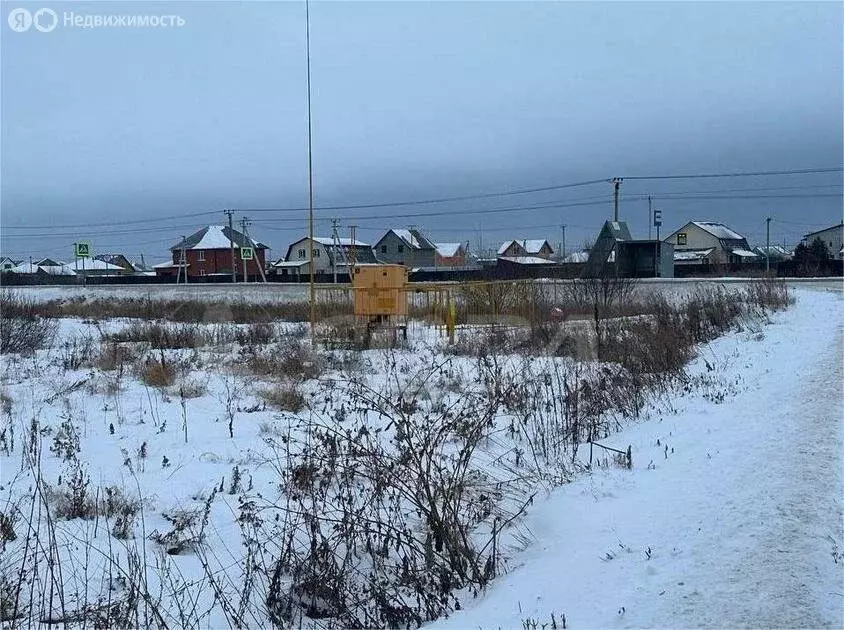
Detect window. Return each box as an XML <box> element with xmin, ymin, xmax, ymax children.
<box><xmin>381</xmin><ymin>245</ymin><xmax>387</xmax><ymax>253</ymax></box>
<box><xmin>197</xmin><ymin>251</ymin><xmax>205</xmax><ymax>262</ymax></box>
<box><xmin>298</xmin><ymin>248</ymin><xmax>306</xmax><ymax>259</ymax></box>
<box><xmin>397</xmin><ymin>244</ymin><xmax>404</xmax><ymax>253</ymax></box>
<box><xmin>313</xmin><ymin>248</ymin><xmax>321</xmax><ymax>258</ymax></box>
<box><xmin>677</xmin><ymin>233</ymin><xmax>687</xmax><ymax>246</ymax></box>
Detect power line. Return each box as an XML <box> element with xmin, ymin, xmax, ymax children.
<box><xmin>623</xmin><ymin>166</ymin><xmax>843</xmax><ymax>181</ymax></box>
<box><xmin>3</xmin><ymin>167</ymin><xmax>841</xmax><ymax>231</ymax></box>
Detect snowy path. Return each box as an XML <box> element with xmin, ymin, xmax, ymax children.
<box><xmin>431</xmin><ymin>288</ymin><xmax>843</xmax><ymax>629</ymax></box>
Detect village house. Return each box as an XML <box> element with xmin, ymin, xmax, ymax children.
<box><xmin>274</xmin><ymin>236</ymin><xmax>377</xmax><ymax>278</ymax></box>
<box><xmin>664</xmin><ymin>221</ymin><xmax>758</xmax><ymax>267</ymax></box>
<box><xmin>9</xmin><ymin>258</ymin><xmax>77</xmax><ymax>276</ymax></box>
<box><xmin>373</xmin><ymin>229</ymin><xmax>437</xmax><ymax>268</ymax></box>
<box><xmin>94</xmin><ymin>253</ymin><xmax>144</xmax><ymax>275</ymax></box>
<box><xmin>803</xmin><ymin>223</ymin><xmax>843</xmax><ymax>259</ymax></box>
<box><xmin>154</xmin><ymin>225</ymin><xmax>268</xmax><ymax>279</ymax></box>
<box><xmin>497</xmin><ymin>239</ymin><xmax>555</xmax><ymax>259</ymax></box>
<box><xmin>434</xmin><ymin>242</ymin><xmax>470</xmax><ymax>267</ymax></box>
<box><xmin>0</xmin><ymin>257</ymin><xmax>22</xmax><ymax>271</ymax></box>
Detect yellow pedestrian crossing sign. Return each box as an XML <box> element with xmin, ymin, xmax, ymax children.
<box><xmin>74</xmin><ymin>241</ymin><xmax>91</xmax><ymax>257</ymax></box>
<box><xmin>240</xmin><ymin>246</ymin><xmax>254</xmax><ymax>260</ymax></box>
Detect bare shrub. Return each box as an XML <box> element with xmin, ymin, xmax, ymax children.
<box><xmin>259</xmin><ymin>383</ymin><xmax>305</xmax><ymax>412</ymax></box>
<box><xmin>264</xmin><ymin>356</ymin><xmax>535</xmax><ymax>628</ymax></box>
<box><xmin>177</xmin><ymin>377</ymin><xmax>208</xmax><ymax>399</ymax></box>
<box><xmin>93</xmin><ymin>341</ymin><xmax>138</xmax><ymax>373</ymax></box>
<box><xmin>49</xmin><ymin>462</ymin><xmax>96</xmax><ymax>520</ymax></box>
<box><xmin>241</xmin><ymin>339</ymin><xmax>323</xmax><ymax>382</ymax></box>
<box><xmin>109</xmin><ymin>321</ymin><xmax>206</xmax><ymax>349</ymax></box>
<box><xmin>50</xmin><ymin>418</ymin><xmax>81</xmax><ymax>461</ymax></box>
<box><xmin>101</xmin><ymin>486</ymin><xmax>143</xmax><ymax>539</ymax></box>
<box><xmin>743</xmin><ymin>277</ymin><xmax>793</xmax><ymax>311</ymax></box>
<box><xmin>0</xmin><ymin>291</ymin><xmax>58</xmax><ymax>355</ymax></box>
<box><xmin>136</xmin><ymin>353</ymin><xmax>178</xmax><ymax>388</ymax></box>
<box><xmin>235</xmin><ymin>323</ymin><xmax>275</xmax><ymax>345</ymax></box>
<box><xmin>149</xmin><ymin>493</ymin><xmax>215</xmax><ymax>555</ymax></box>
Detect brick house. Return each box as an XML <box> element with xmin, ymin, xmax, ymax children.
<box><xmin>434</xmin><ymin>242</ymin><xmax>469</xmax><ymax>267</ymax></box>
<box><xmin>155</xmin><ymin>225</ymin><xmax>268</xmax><ymax>278</ymax></box>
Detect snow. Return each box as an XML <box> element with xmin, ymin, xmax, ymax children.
<box><xmin>499</xmin><ymin>255</ymin><xmax>556</xmax><ymax>265</ymax></box>
<box><xmin>9</xmin><ymin>262</ymin><xmax>40</xmax><ymax>274</ymax></box>
<box><xmin>191</xmin><ymin>225</ymin><xmax>234</xmax><ymax>250</ymax></box>
<box><xmin>429</xmin><ymin>287</ymin><xmax>844</xmax><ymax>629</ymax></box>
<box><xmin>674</xmin><ymin>248</ymin><xmax>714</xmax><ymax>261</ymax></box>
<box><xmin>563</xmin><ymin>251</ymin><xmax>589</xmax><ymax>263</ymax></box>
<box><xmin>435</xmin><ymin>242</ymin><xmax>463</xmax><ymax>257</ymax></box>
<box><xmin>152</xmin><ymin>260</ymin><xmax>183</xmax><ymax>269</ymax></box>
<box><xmin>731</xmin><ymin>248</ymin><xmax>759</xmax><ymax>258</ymax></box>
<box><xmin>498</xmin><ymin>239</ymin><xmax>550</xmax><ymax>255</ymax></box>
<box><xmin>1</xmin><ymin>283</ymin><xmax>842</xmax><ymax>627</ymax></box>
<box><xmin>392</xmin><ymin>228</ymin><xmax>424</xmax><ymax>249</ymax></box>
<box><xmin>310</xmin><ymin>236</ymin><xmax>370</xmax><ymax>247</ymax></box>
<box><xmin>692</xmin><ymin>221</ymin><xmax>746</xmax><ymax>241</ymax></box>
<box><xmin>73</xmin><ymin>257</ymin><xmax>125</xmax><ymax>271</ymax></box>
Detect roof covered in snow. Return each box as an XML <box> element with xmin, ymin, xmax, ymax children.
<box><xmin>674</xmin><ymin>248</ymin><xmax>715</xmax><ymax>261</ymax></box>
<box><xmin>435</xmin><ymin>242</ymin><xmax>464</xmax><ymax>257</ymax></box>
<box><xmin>387</xmin><ymin>229</ymin><xmax>436</xmax><ymax>251</ymax></box>
<box><xmin>731</xmin><ymin>249</ymin><xmax>759</xmax><ymax>258</ymax></box>
<box><xmin>171</xmin><ymin>226</ymin><xmax>268</xmax><ymax>252</ymax></box>
<box><xmin>563</xmin><ymin>251</ymin><xmax>590</xmax><ymax>263</ymax></box>
<box><xmin>691</xmin><ymin>221</ymin><xmax>745</xmax><ymax>241</ymax></box>
<box><xmin>498</xmin><ymin>256</ymin><xmax>557</xmax><ymax>265</ymax></box>
<box><xmin>498</xmin><ymin>239</ymin><xmax>553</xmax><ymax>255</ymax></box>
<box><xmin>73</xmin><ymin>257</ymin><xmax>125</xmax><ymax>271</ymax></box>
<box><xmin>310</xmin><ymin>237</ymin><xmax>371</xmax><ymax>247</ymax></box>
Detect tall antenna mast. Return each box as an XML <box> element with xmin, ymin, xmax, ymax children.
<box><xmin>305</xmin><ymin>0</ymin><xmax>316</xmax><ymax>340</ymax></box>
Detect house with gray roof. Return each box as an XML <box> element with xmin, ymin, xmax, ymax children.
<box><xmin>274</xmin><ymin>236</ymin><xmax>377</xmax><ymax>278</ymax></box>
<box><xmin>498</xmin><ymin>239</ymin><xmax>555</xmax><ymax>259</ymax></box>
<box><xmin>664</xmin><ymin>221</ymin><xmax>758</xmax><ymax>266</ymax></box>
<box><xmin>373</xmin><ymin>229</ymin><xmax>437</xmax><ymax>268</ymax></box>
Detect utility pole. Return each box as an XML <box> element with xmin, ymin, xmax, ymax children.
<box><xmin>648</xmin><ymin>195</ymin><xmax>653</xmax><ymax>240</ymax></box>
<box><xmin>239</xmin><ymin>217</ymin><xmax>250</xmax><ymax>283</ymax></box>
<box><xmin>561</xmin><ymin>224</ymin><xmax>567</xmax><ymax>260</ymax></box>
<box><xmin>305</xmin><ymin>0</ymin><xmax>316</xmax><ymax>340</ymax></box>
<box><xmin>611</xmin><ymin>177</ymin><xmax>623</xmax><ymax>222</ymax></box>
<box><xmin>179</xmin><ymin>235</ymin><xmax>188</xmax><ymax>285</ymax></box>
<box><xmin>224</xmin><ymin>209</ymin><xmax>236</xmax><ymax>283</ymax></box>
<box><xmin>349</xmin><ymin>225</ymin><xmax>357</xmax><ymax>279</ymax></box>
<box><xmin>331</xmin><ymin>217</ymin><xmax>340</xmax><ymax>284</ymax></box>
<box><xmin>241</xmin><ymin>216</ymin><xmax>267</xmax><ymax>283</ymax></box>
<box><xmin>766</xmin><ymin>216</ymin><xmax>771</xmax><ymax>274</ymax></box>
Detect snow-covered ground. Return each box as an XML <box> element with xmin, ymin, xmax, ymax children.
<box><xmin>1</xmin><ymin>285</ymin><xmax>840</xmax><ymax>628</ymax></box>
<box><xmin>430</xmin><ymin>285</ymin><xmax>844</xmax><ymax>629</ymax></box>
<box><xmin>7</xmin><ymin>278</ymin><xmax>841</xmax><ymax>305</ymax></box>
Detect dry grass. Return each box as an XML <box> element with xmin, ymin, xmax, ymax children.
<box><xmin>259</xmin><ymin>383</ymin><xmax>306</xmax><ymax>412</ymax></box>
<box><xmin>137</xmin><ymin>356</ymin><xmax>178</xmax><ymax>388</ymax></box>
<box><xmin>0</xmin><ymin>291</ymin><xmax>58</xmax><ymax>355</ymax></box>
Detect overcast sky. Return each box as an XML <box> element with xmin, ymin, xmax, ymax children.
<box><xmin>2</xmin><ymin>1</ymin><xmax>842</xmax><ymax>262</ymax></box>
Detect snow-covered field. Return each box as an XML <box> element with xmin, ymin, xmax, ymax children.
<box><xmin>0</xmin><ymin>284</ymin><xmax>841</xmax><ymax>628</ymax></box>
<box><xmin>8</xmin><ymin>277</ymin><xmax>842</xmax><ymax>306</ymax></box>
<box><xmin>431</xmin><ymin>286</ymin><xmax>844</xmax><ymax>629</ymax></box>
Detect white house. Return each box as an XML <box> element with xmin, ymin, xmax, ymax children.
<box><xmin>664</xmin><ymin>221</ymin><xmax>758</xmax><ymax>266</ymax></box>
<box><xmin>803</xmin><ymin>223</ymin><xmax>843</xmax><ymax>259</ymax></box>
<box><xmin>274</xmin><ymin>236</ymin><xmax>377</xmax><ymax>278</ymax></box>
